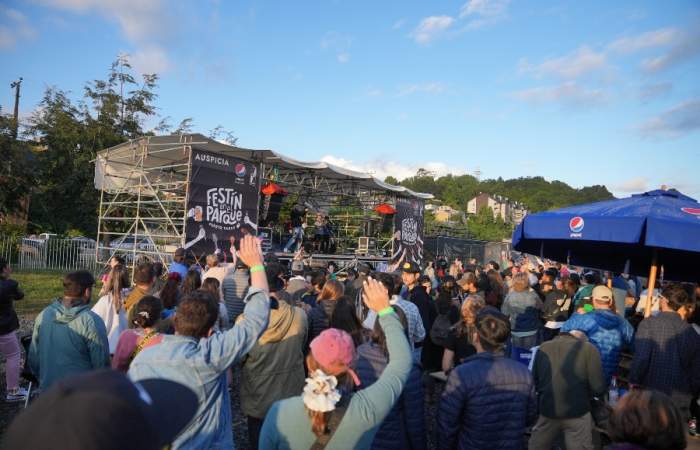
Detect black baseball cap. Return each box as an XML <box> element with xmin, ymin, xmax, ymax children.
<box><xmin>3</xmin><ymin>370</ymin><xmax>198</xmax><ymax>450</ymax></box>
<box><xmin>401</xmin><ymin>261</ymin><xmax>421</xmax><ymax>274</ymax></box>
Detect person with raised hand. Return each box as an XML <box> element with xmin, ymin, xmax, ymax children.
<box><xmin>128</xmin><ymin>234</ymin><xmax>271</xmax><ymax>450</ymax></box>
<box><xmin>259</xmin><ymin>277</ymin><xmax>413</xmax><ymax>450</ymax></box>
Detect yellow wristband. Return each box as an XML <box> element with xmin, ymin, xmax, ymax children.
<box><xmin>250</xmin><ymin>265</ymin><xmax>265</xmax><ymax>273</ymax></box>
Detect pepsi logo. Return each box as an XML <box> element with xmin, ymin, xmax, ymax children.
<box><xmin>569</xmin><ymin>216</ymin><xmax>584</xmax><ymax>233</ymax></box>
<box><xmin>234</xmin><ymin>163</ymin><xmax>246</xmax><ymax>177</ymax></box>
<box><xmin>681</xmin><ymin>207</ymin><xmax>700</xmax><ymax>216</ymax></box>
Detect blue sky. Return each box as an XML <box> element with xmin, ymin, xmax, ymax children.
<box><xmin>2</xmin><ymin>0</ymin><xmax>700</xmax><ymax>199</ymax></box>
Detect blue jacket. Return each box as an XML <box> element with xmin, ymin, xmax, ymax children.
<box><xmin>561</xmin><ymin>310</ymin><xmax>634</xmax><ymax>385</ymax></box>
<box><xmin>356</xmin><ymin>342</ymin><xmax>426</xmax><ymax>450</ymax></box>
<box><xmin>28</xmin><ymin>300</ymin><xmax>110</xmax><ymax>389</ymax></box>
<box><xmin>129</xmin><ymin>287</ymin><xmax>270</xmax><ymax>450</ymax></box>
<box><xmin>438</xmin><ymin>352</ymin><xmax>537</xmax><ymax>450</ymax></box>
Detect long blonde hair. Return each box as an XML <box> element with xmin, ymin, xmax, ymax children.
<box><xmin>106</xmin><ymin>264</ymin><xmax>129</xmax><ymax>313</ymax></box>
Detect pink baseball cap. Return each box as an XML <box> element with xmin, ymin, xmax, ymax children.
<box><xmin>309</xmin><ymin>328</ymin><xmax>360</xmax><ymax>386</ymax></box>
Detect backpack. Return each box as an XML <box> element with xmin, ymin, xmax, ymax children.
<box><xmin>430</xmin><ymin>313</ymin><xmax>452</xmax><ymax>347</ymax></box>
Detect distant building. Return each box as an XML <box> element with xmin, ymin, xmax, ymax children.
<box><xmin>467</xmin><ymin>193</ymin><xmax>528</xmax><ymax>224</ymax></box>
<box><xmin>427</xmin><ymin>204</ymin><xmax>464</xmax><ymax>223</ymax></box>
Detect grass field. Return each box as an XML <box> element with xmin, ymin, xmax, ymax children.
<box><xmin>12</xmin><ymin>271</ymin><xmax>100</xmax><ymax>316</ymax></box>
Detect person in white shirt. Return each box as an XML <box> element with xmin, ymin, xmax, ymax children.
<box><xmin>92</xmin><ymin>264</ymin><xmax>130</xmax><ymax>354</ymax></box>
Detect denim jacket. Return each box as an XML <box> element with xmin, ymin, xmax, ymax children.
<box><xmin>128</xmin><ymin>287</ymin><xmax>270</xmax><ymax>450</ymax></box>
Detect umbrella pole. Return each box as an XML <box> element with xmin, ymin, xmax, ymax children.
<box><xmin>644</xmin><ymin>249</ymin><xmax>659</xmax><ymax>318</ymax></box>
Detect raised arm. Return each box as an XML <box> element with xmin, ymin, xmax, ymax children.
<box><xmin>349</xmin><ymin>278</ymin><xmax>412</xmax><ymax>426</ymax></box>
<box><xmin>205</xmin><ymin>235</ymin><xmax>270</xmax><ymax>371</ymax></box>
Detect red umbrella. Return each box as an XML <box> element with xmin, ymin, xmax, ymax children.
<box><xmin>374</xmin><ymin>203</ymin><xmax>396</xmax><ymax>215</ymax></box>
<box><xmin>261</xmin><ymin>183</ymin><xmax>288</xmax><ymax>196</ymax></box>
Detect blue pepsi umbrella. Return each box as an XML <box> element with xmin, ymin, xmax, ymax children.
<box><xmin>511</xmin><ymin>189</ymin><xmax>700</xmax><ymax>282</ymax></box>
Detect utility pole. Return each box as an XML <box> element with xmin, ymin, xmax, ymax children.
<box><xmin>10</xmin><ymin>77</ymin><xmax>22</xmax><ymax>139</ymax></box>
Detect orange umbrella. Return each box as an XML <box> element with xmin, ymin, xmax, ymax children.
<box><xmin>261</xmin><ymin>183</ymin><xmax>287</xmax><ymax>195</ymax></box>
<box><xmin>374</xmin><ymin>203</ymin><xmax>396</xmax><ymax>215</ymax></box>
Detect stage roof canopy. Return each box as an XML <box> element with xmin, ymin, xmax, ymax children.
<box><xmin>95</xmin><ymin>133</ymin><xmax>434</xmax><ymax>200</ymax></box>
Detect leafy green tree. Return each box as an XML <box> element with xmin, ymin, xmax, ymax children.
<box><xmin>26</xmin><ymin>56</ymin><xmax>161</xmax><ymax>234</ymax></box>
<box><xmin>0</xmin><ymin>112</ymin><xmax>35</xmax><ymax>218</ymax></box>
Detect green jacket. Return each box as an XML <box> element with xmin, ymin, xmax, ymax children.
<box><xmin>29</xmin><ymin>299</ymin><xmax>110</xmax><ymax>389</ymax></box>
<box><xmin>239</xmin><ymin>300</ymin><xmax>308</xmax><ymax>419</ymax></box>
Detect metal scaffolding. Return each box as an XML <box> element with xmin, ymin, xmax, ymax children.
<box><xmin>94</xmin><ymin>133</ymin><xmax>433</xmax><ymax>269</ymax></box>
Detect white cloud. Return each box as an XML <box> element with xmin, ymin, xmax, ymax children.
<box><xmin>459</xmin><ymin>0</ymin><xmax>510</xmax><ymax>28</ymax></box>
<box><xmin>319</xmin><ymin>155</ymin><xmax>466</xmax><ymax>182</ymax></box>
<box><xmin>637</xmin><ymin>98</ymin><xmax>700</xmax><ymax>139</ymax></box>
<box><xmin>397</xmin><ymin>82</ymin><xmax>446</xmax><ymax>96</ymax></box>
<box><xmin>0</xmin><ymin>7</ymin><xmax>37</xmax><ymax>50</ymax></box>
<box><xmin>460</xmin><ymin>0</ymin><xmax>509</xmax><ymax>18</ymax></box>
<box><xmin>411</xmin><ymin>15</ymin><xmax>455</xmax><ymax>44</ymax></box>
<box><xmin>519</xmin><ymin>46</ymin><xmax>608</xmax><ymax>80</ymax></box>
<box><xmin>365</xmin><ymin>87</ymin><xmax>383</xmax><ymax>97</ymax></box>
<box><xmin>36</xmin><ymin>0</ymin><xmax>171</xmax><ymax>72</ymax></box>
<box><xmin>607</xmin><ymin>28</ymin><xmax>678</xmax><ymax>53</ymax></box>
<box><xmin>512</xmin><ymin>82</ymin><xmax>607</xmax><ymax>108</ymax></box>
<box><xmin>336</xmin><ymin>52</ymin><xmax>350</xmax><ymax>63</ymax></box>
<box><xmin>641</xmin><ymin>27</ymin><xmax>700</xmax><ymax>73</ymax></box>
<box><xmin>615</xmin><ymin>177</ymin><xmax>649</xmax><ymax>193</ymax></box>
<box><xmin>129</xmin><ymin>45</ymin><xmax>170</xmax><ymax>75</ymax></box>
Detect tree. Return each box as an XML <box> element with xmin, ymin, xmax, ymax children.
<box><xmin>0</xmin><ymin>112</ymin><xmax>35</xmax><ymax>218</ymax></box>
<box><xmin>384</xmin><ymin>175</ymin><xmax>399</xmax><ymax>185</ymax></box>
<box><xmin>25</xmin><ymin>56</ymin><xmax>160</xmax><ymax>234</ymax></box>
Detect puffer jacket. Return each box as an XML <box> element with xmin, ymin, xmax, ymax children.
<box><xmin>356</xmin><ymin>342</ymin><xmax>426</xmax><ymax>450</ymax></box>
<box><xmin>561</xmin><ymin>309</ymin><xmax>634</xmax><ymax>385</ymax></box>
<box><xmin>437</xmin><ymin>352</ymin><xmax>537</xmax><ymax>450</ymax></box>
<box><xmin>306</xmin><ymin>299</ymin><xmax>335</xmax><ymax>346</ymax></box>
<box><xmin>239</xmin><ymin>300</ymin><xmax>308</xmax><ymax>419</ymax></box>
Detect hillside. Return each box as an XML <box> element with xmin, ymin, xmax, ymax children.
<box><xmin>392</xmin><ymin>172</ymin><xmax>614</xmax><ymax>213</ymax></box>
<box><xmin>387</xmin><ymin>171</ymin><xmax>615</xmax><ymax>241</ymax></box>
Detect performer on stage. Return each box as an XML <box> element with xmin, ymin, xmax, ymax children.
<box><xmin>283</xmin><ymin>203</ymin><xmax>308</xmax><ymax>253</ymax></box>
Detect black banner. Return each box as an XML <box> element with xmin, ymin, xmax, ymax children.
<box><xmin>184</xmin><ymin>149</ymin><xmax>260</xmax><ymax>258</ymax></box>
<box><xmin>390</xmin><ymin>197</ymin><xmax>425</xmax><ymax>268</ymax></box>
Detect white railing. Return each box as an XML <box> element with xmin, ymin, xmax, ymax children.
<box><xmin>0</xmin><ymin>236</ymin><xmax>98</xmax><ymax>273</ymax></box>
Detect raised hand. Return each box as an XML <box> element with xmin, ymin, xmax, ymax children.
<box><xmin>238</xmin><ymin>235</ymin><xmax>263</xmax><ymax>268</ymax></box>
<box><xmin>362</xmin><ymin>277</ymin><xmax>391</xmax><ymax>313</ymax></box>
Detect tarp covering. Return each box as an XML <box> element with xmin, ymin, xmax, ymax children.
<box><xmin>95</xmin><ymin>134</ymin><xmax>434</xmax><ymax>200</ymax></box>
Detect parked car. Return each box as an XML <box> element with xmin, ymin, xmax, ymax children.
<box><xmin>109</xmin><ymin>235</ymin><xmax>156</xmax><ymax>251</ymax></box>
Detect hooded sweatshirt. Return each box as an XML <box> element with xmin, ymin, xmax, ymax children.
<box><xmin>28</xmin><ymin>299</ymin><xmax>110</xmax><ymax>389</ymax></box>
<box><xmin>239</xmin><ymin>300</ymin><xmax>308</xmax><ymax>419</ymax></box>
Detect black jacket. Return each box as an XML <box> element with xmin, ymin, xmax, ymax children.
<box><xmin>306</xmin><ymin>299</ymin><xmax>335</xmax><ymax>347</ymax></box>
<box><xmin>0</xmin><ymin>279</ymin><xmax>23</xmax><ymax>335</ymax></box>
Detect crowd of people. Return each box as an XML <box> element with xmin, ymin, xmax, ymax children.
<box><xmin>0</xmin><ymin>245</ymin><xmax>699</xmax><ymax>449</ymax></box>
